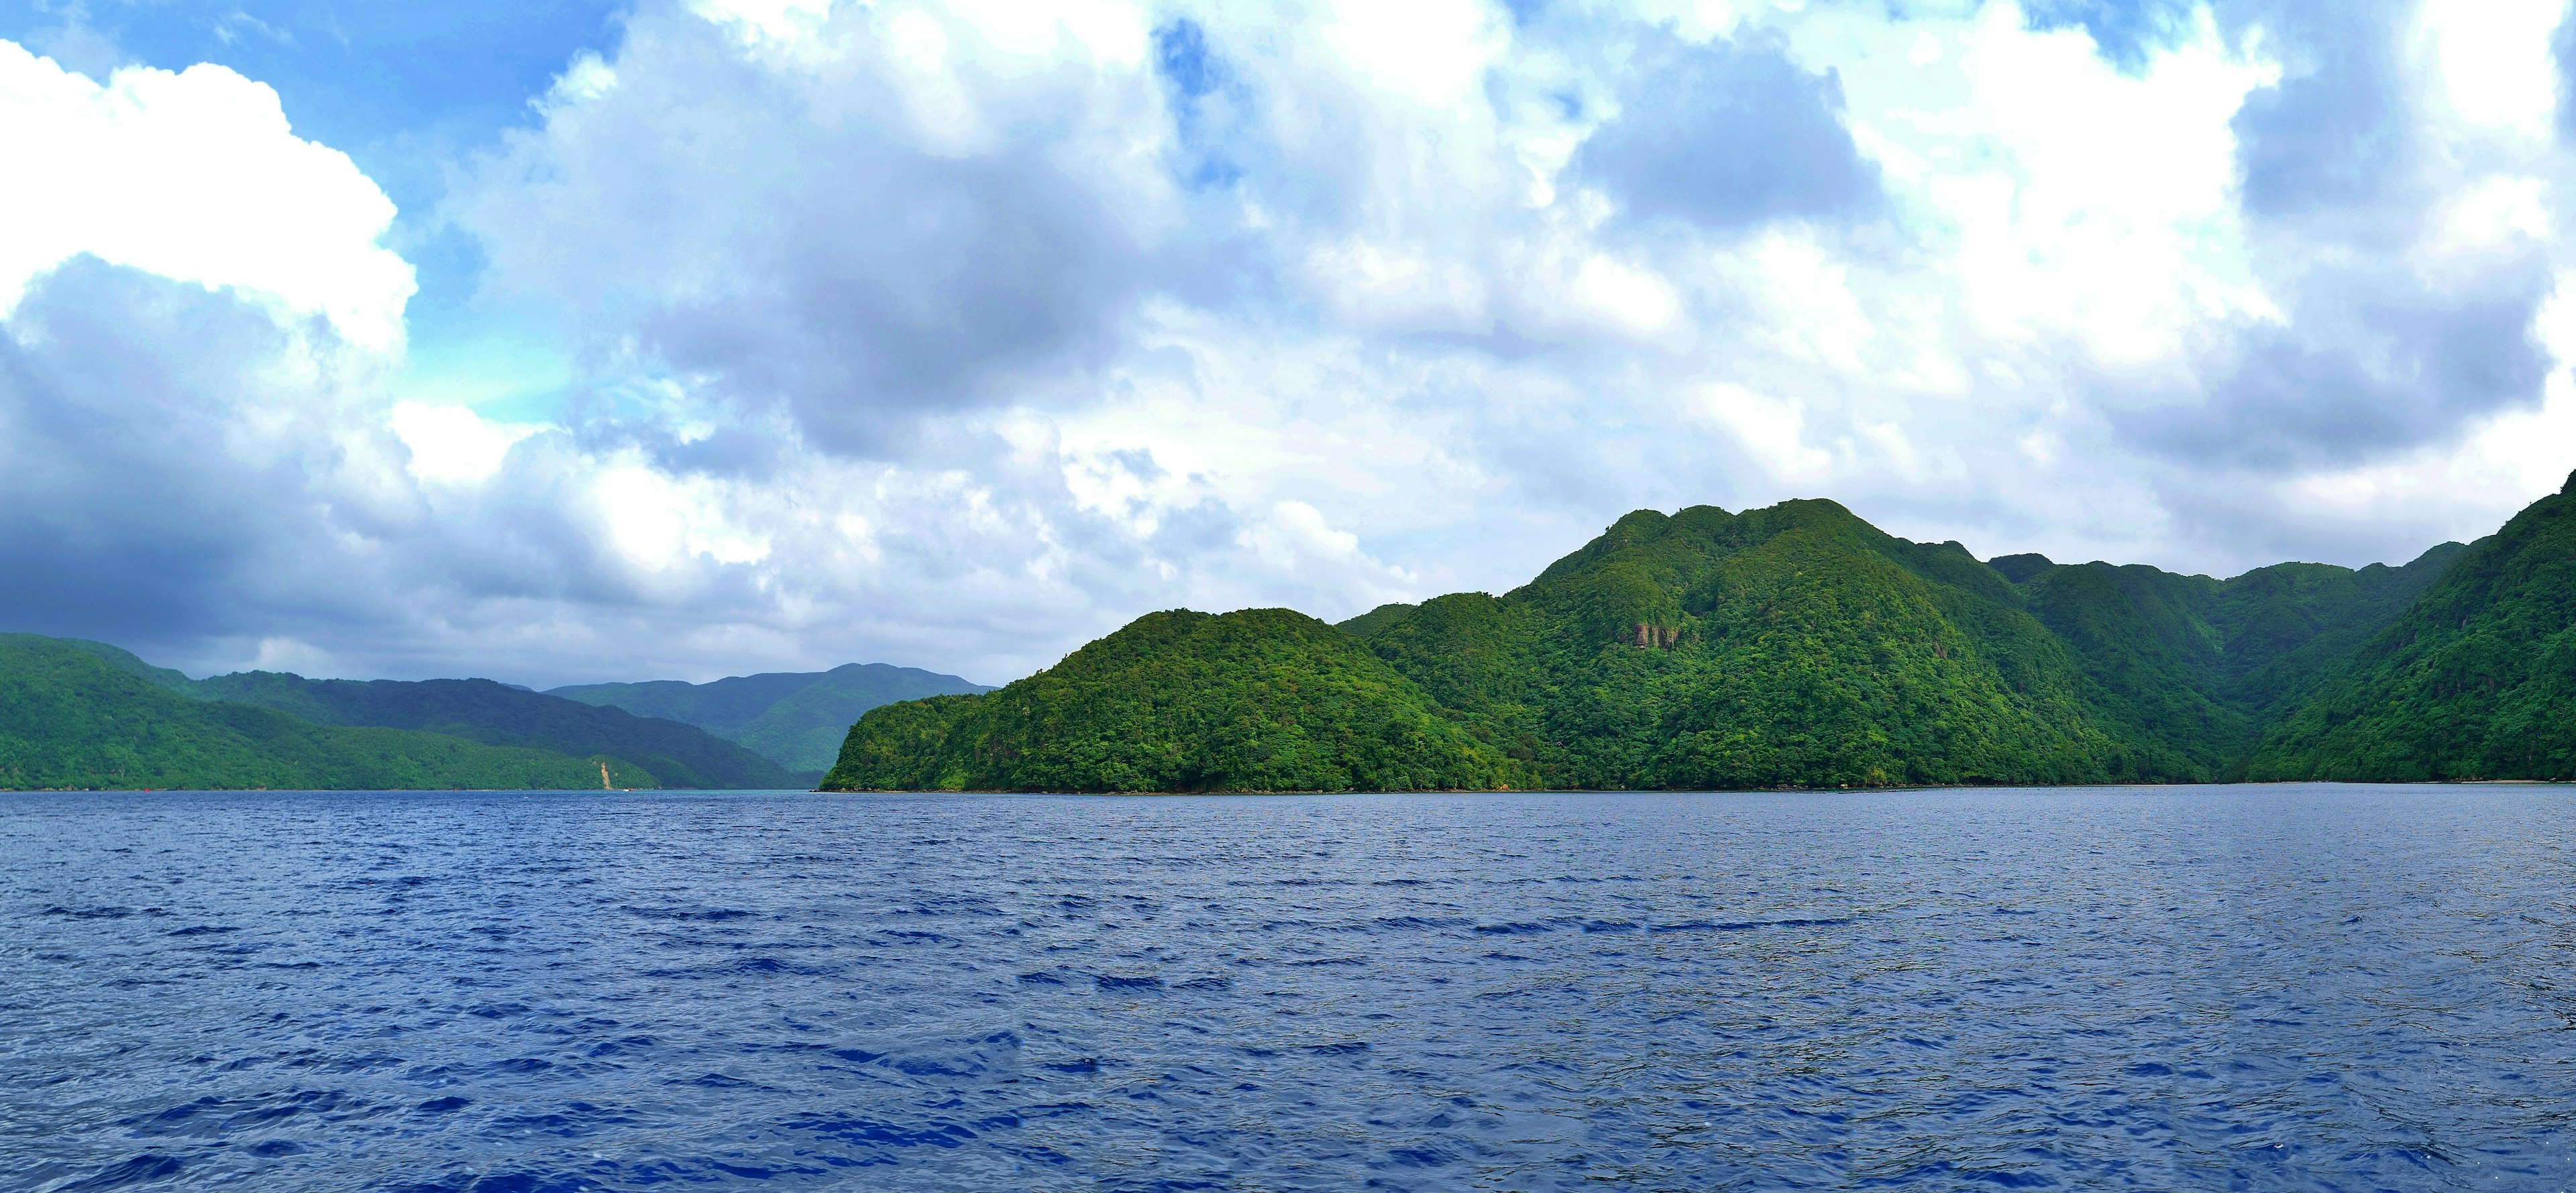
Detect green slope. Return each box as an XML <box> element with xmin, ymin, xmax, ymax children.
<box><xmin>19</xmin><ymin>478</ymin><xmax>2528</xmax><ymax>794</ymax></box>
<box><xmin>2010</xmin><ymin>562</ymin><xmax>2251</xmax><ymax>774</ymax></box>
<box><xmin>2205</xmin><ymin>545</ymin><xmax>2469</xmax><ymax>712</ymax></box>
<box><xmin>1352</xmin><ymin>501</ymin><xmax>2145</xmax><ymax>788</ymax></box>
<box><xmin>821</xmin><ymin>608</ymin><xmax>1523</xmax><ymax>793</ymax></box>
<box><xmin>2001</xmin><ymin>542</ymin><xmax>2465</xmax><ymax>775</ymax></box>
<box><xmin>192</xmin><ymin>672</ymin><xmax>798</xmax><ymax>789</ymax></box>
<box><xmin>552</xmin><ymin>663</ymin><xmax>991</xmax><ymax>774</ymax></box>
<box><xmin>0</xmin><ymin>636</ymin><xmax>658</xmax><ymax>791</ymax></box>
<box><xmin>2249</xmin><ymin>473</ymin><xmax>2576</xmax><ymax>780</ymax></box>
<box><xmin>51</xmin><ymin>639</ymin><xmax>197</xmax><ymax>691</ymax></box>
<box><xmin>831</xmin><ymin>492</ymin><xmax>2507</xmax><ymax>792</ymax></box>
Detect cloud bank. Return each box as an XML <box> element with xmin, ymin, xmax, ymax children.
<box><xmin>5</xmin><ymin>0</ymin><xmax>2576</xmax><ymax>687</ymax></box>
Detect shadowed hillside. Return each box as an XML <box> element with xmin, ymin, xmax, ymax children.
<box><xmin>2251</xmin><ymin>472</ymin><xmax>2576</xmax><ymax>781</ymax></box>
<box><xmin>0</xmin><ymin>637</ymin><xmax>659</xmax><ymax>791</ymax></box>
<box><xmin>553</xmin><ymin>663</ymin><xmax>991</xmax><ymax>775</ymax></box>
<box><xmin>194</xmin><ymin>673</ymin><xmax>797</xmax><ymax>789</ymax></box>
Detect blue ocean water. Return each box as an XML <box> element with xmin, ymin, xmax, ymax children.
<box><xmin>4</xmin><ymin>786</ymin><xmax>2574</xmax><ymax>1192</ymax></box>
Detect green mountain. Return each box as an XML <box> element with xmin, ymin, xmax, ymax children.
<box><xmin>191</xmin><ymin>672</ymin><xmax>797</xmax><ymax>789</ymax></box>
<box><xmin>0</xmin><ymin>636</ymin><xmax>657</xmax><ymax>791</ymax></box>
<box><xmin>1999</xmin><ymin>543</ymin><xmax>2465</xmax><ymax>776</ymax></box>
<box><xmin>21</xmin><ymin>475</ymin><xmax>2557</xmax><ymax>795</ymax></box>
<box><xmin>1346</xmin><ymin>501</ymin><xmax>2143</xmax><ymax>788</ymax></box>
<box><xmin>53</xmin><ymin>638</ymin><xmax>197</xmax><ymax>691</ymax></box>
<box><xmin>2249</xmin><ymin>473</ymin><xmax>2576</xmax><ymax>780</ymax></box>
<box><xmin>821</xmin><ymin>608</ymin><xmax>1523</xmax><ymax>793</ymax></box>
<box><xmin>826</xmin><ymin>490</ymin><xmax>2518</xmax><ymax>792</ymax></box>
<box><xmin>552</xmin><ymin>663</ymin><xmax>992</xmax><ymax>775</ymax></box>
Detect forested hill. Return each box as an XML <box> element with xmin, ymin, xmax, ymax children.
<box><xmin>193</xmin><ymin>673</ymin><xmax>796</xmax><ymax>789</ymax></box>
<box><xmin>2250</xmin><ymin>472</ymin><xmax>2576</xmax><ymax>781</ymax></box>
<box><xmin>1983</xmin><ymin>540</ymin><xmax>2467</xmax><ymax>776</ymax></box>
<box><xmin>1338</xmin><ymin>500</ymin><xmax>2457</xmax><ymax>788</ymax></box>
<box><xmin>1345</xmin><ymin>501</ymin><xmax>2139</xmax><ymax>788</ymax></box>
<box><xmin>824</xmin><ymin>484</ymin><xmax>2526</xmax><ymax>792</ymax></box>
<box><xmin>553</xmin><ymin>663</ymin><xmax>991</xmax><ymax>775</ymax></box>
<box><xmin>0</xmin><ymin>637</ymin><xmax>661</xmax><ymax>791</ymax></box>
<box><xmin>823</xmin><ymin>609</ymin><xmax>1521</xmax><ymax>793</ymax></box>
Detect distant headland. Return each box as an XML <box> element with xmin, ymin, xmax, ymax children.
<box><xmin>10</xmin><ymin>475</ymin><xmax>2571</xmax><ymax>795</ymax></box>
<box><xmin>821</xmin><ymin>471</ymin><xmax>2576</xmax><ymax>793</ymax></box>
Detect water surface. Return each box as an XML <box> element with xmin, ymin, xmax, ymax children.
<box><xmin>5</xmin><ymin>785</ymin><xmax>2573</xmax><ymax>1190</ymax></box>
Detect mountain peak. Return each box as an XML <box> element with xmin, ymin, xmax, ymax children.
<box><xmin>1986</xmin><ymin>553</ymin><xmax>2055</xmax><ymax>584</ymax></box>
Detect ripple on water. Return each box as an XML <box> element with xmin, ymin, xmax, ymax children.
<box><xmin>5</xmin><ymin>785</ymin><xmax>2576</xmax><ymax>1191</ymax></box>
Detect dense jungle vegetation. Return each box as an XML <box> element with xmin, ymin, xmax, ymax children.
<box><xmin>2249</xmin><ymin>474</ymin><xmax>2576</xmax><ymax>781</ymax></box>
<box><xmin>17</xmin><ymin>475</ymin><xmax>2569</xmax><ymax>794</ymax></box>
<box><xmin>0</xmin><ymin>637</ymin><xmax>665</xmax><ymax>791</ymax></box>
<box><xmin>824</xmin><ymin>476</ymin><xmax>2562</xmax><ymax>793</ymax></box>
<box><xmin>826</xmin><ymin>608</ymin><xmax>1523</xmax><ymax>793</ymax></box>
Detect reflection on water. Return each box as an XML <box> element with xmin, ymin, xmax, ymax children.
<box><xmin>5</xmin><ymin>785</ymin><xmax>2573</xmax><ymax>1190</ymax></box>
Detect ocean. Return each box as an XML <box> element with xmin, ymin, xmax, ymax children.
<box><xmin>5</xmin><ymin>785</ymin><xmax>2572</xmax><ymax>1190</ymax></box>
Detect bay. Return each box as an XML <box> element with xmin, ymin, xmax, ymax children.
<box><xmin>4</xmin><ymin>785</ymin><xmax>2573</xmax><ymax>1190</ymax></box>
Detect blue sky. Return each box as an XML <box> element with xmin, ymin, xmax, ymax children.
<box><xmin>3</xmin><ymin>0</ymin><xmax>625</xmax><ymax>414</ymax></box>
<box><xmin>1</xmin><ymin>0</ymin><xmax>2572</xmax><ymax>685</ymax></box>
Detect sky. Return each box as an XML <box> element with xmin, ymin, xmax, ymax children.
<box><xmin>2</xmin><ymin>0</ymin><xmax>2573</xmax><ymax>687</ymax></box>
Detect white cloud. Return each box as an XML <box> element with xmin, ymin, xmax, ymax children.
<box><xmin>2416</xmin><ymin>0</ymin><xmax>2561</xmax><ymax>136</ymax></box>
<box><xmin>592</xmin><ymin>461</ymin><xmax>773</xmax><ymax>576</ymax></box>
<box><xmin>1827</xmin><ymin>3</ymin><xmax>2279</xmax><ymax>367</ymax></box>
<box><xmin>0</xmin><ymin>41</ymin><xmax>415</xmax><ymax>352</ymax></box>
<box><xmin>1724</xmin><ymin>231</ymin><xmax>1873</xmax><ymax>376</ymax></box>
<box><xmin>691</xmin><ymin>0</ymin><xmax>837</xmax><ymax>56</ymax></box>
<box><xmin>2416</xmin><ymin>174</ymin><xmax>2553</xmax><ymax>283</ymax></box>
<box><xmin>390</xmin><ymin>402</ymin><xmax>546</xmax><ymax>486</ymax></box>
<box><xmin>547</xmin><ymin>50</ymin><xmax>619</xmax><ymax>104</ymax></box>
<box><xmin>1305</xmin><ymin>237</ymin><xmax>1496</xmax><ymax>333</ymax></box>
<box><xmin>1320</xmin><ymin>0</ymin><xmax>1508</xmax><ymax>108</ymax></box>
<box><xmin>1695</xmin><ymin>382</ymin><xmax>1832</xmax><ymax>478</ymax></box>
<box><xmin>1569</xmin><ymin>253</ymin><xmax>1684</xmax><ymax>338</ymax></box>
<box><xmin>15</xmin><ymin>0</ymin><xmax>2576</xmax><ymax>689</ymax></box>
<box><xmin>952</xmin><ymin>0</ymin><xmax>1148</xmax><ymax>64</ymax></box>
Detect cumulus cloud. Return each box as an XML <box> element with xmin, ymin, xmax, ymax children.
<box><xmin>461</xmin><ymin>1</ymin><xmax>1179</xmax><ymax>453</ymax></box>
<box><xmin>2228</xmin><ymin>0</ymin><xmax>2418</xmax><ymax>219</ymax></box>
<box><xmin>7</xmin><ymin>0</ymin><xmax>2576</xmax><ymax>688</ymax></box>
<box><xmin>2120</xmin><ymin>266</ymin><xmax>2553</xmax><ymax>469</ymax></box>
<box><xmin>0</xmin><ymin>262</ymin><xmax>407</xmax><ymax>655</ymax></box>
<box><xmin>1573</xmin><ymin>27</ymin><xmax>1878</xmax><ymax>232</ymax></box>
<box><xmin>0</xmin><ymin>42</ymin><xmax>415</xmax><ymax>351</ymax></box>
<box><xmin>2101</xmin><ymin>0</ymin><xmax>2563</xmax><ymax>486</ymax></box>
<box><xmin>0</xmin><ymin>269</ymin><xmax>280</xmax><ymax>642</ymax></box>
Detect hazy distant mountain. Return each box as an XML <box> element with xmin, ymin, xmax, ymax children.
<box><xmin>0</xmin><ymin>636</ymin><xmax>661</xmax><ymax>791</ymax></box>
<box><xmin>551</xmin><ymin>663</ymin><xmax>994</xmax><ymax>776</ymax></box>
<box><xmin>193</xmin><ymin>672</ymin><xmax>798</xmax><ymax>789</ymax></box>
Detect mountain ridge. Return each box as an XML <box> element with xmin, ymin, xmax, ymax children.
<box><xmin>2248</xmin><ymin>475</ymin><xmax>2576</xmax><ymax>781</ymax></box>
<box><xmin>0</xmin><ymin>636</ymin><xmax>663</xmax><ymax>791</ymax></box>
<box><xmin>824</xmin><ymin>608</ymin><xmax>1521</xmax><ymax>793</ymax></box>
<box><xmin>191</xmin><ymin>672</ymin><xmax>797</xmax><ymax>789</ymax></box>
<box><xmin>552</xmin><ymin>663</ymin><xmax>993</xmax><ymax>775</ymax></box>
<box><xmin>824</xmin><ymin>488</ymin><xmax>2522</xmax><ymax>793</ymax></box>
<box><xmin>10</xmin><ymin>479</ymin><xmax>2556</xmax><ymax>793</ymax></box>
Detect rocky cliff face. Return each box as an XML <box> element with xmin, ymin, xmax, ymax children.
<box><xmin>1627</xmin><ymin>623</ymin><xmax>1680</xmax><ymax>649</ymax></box>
